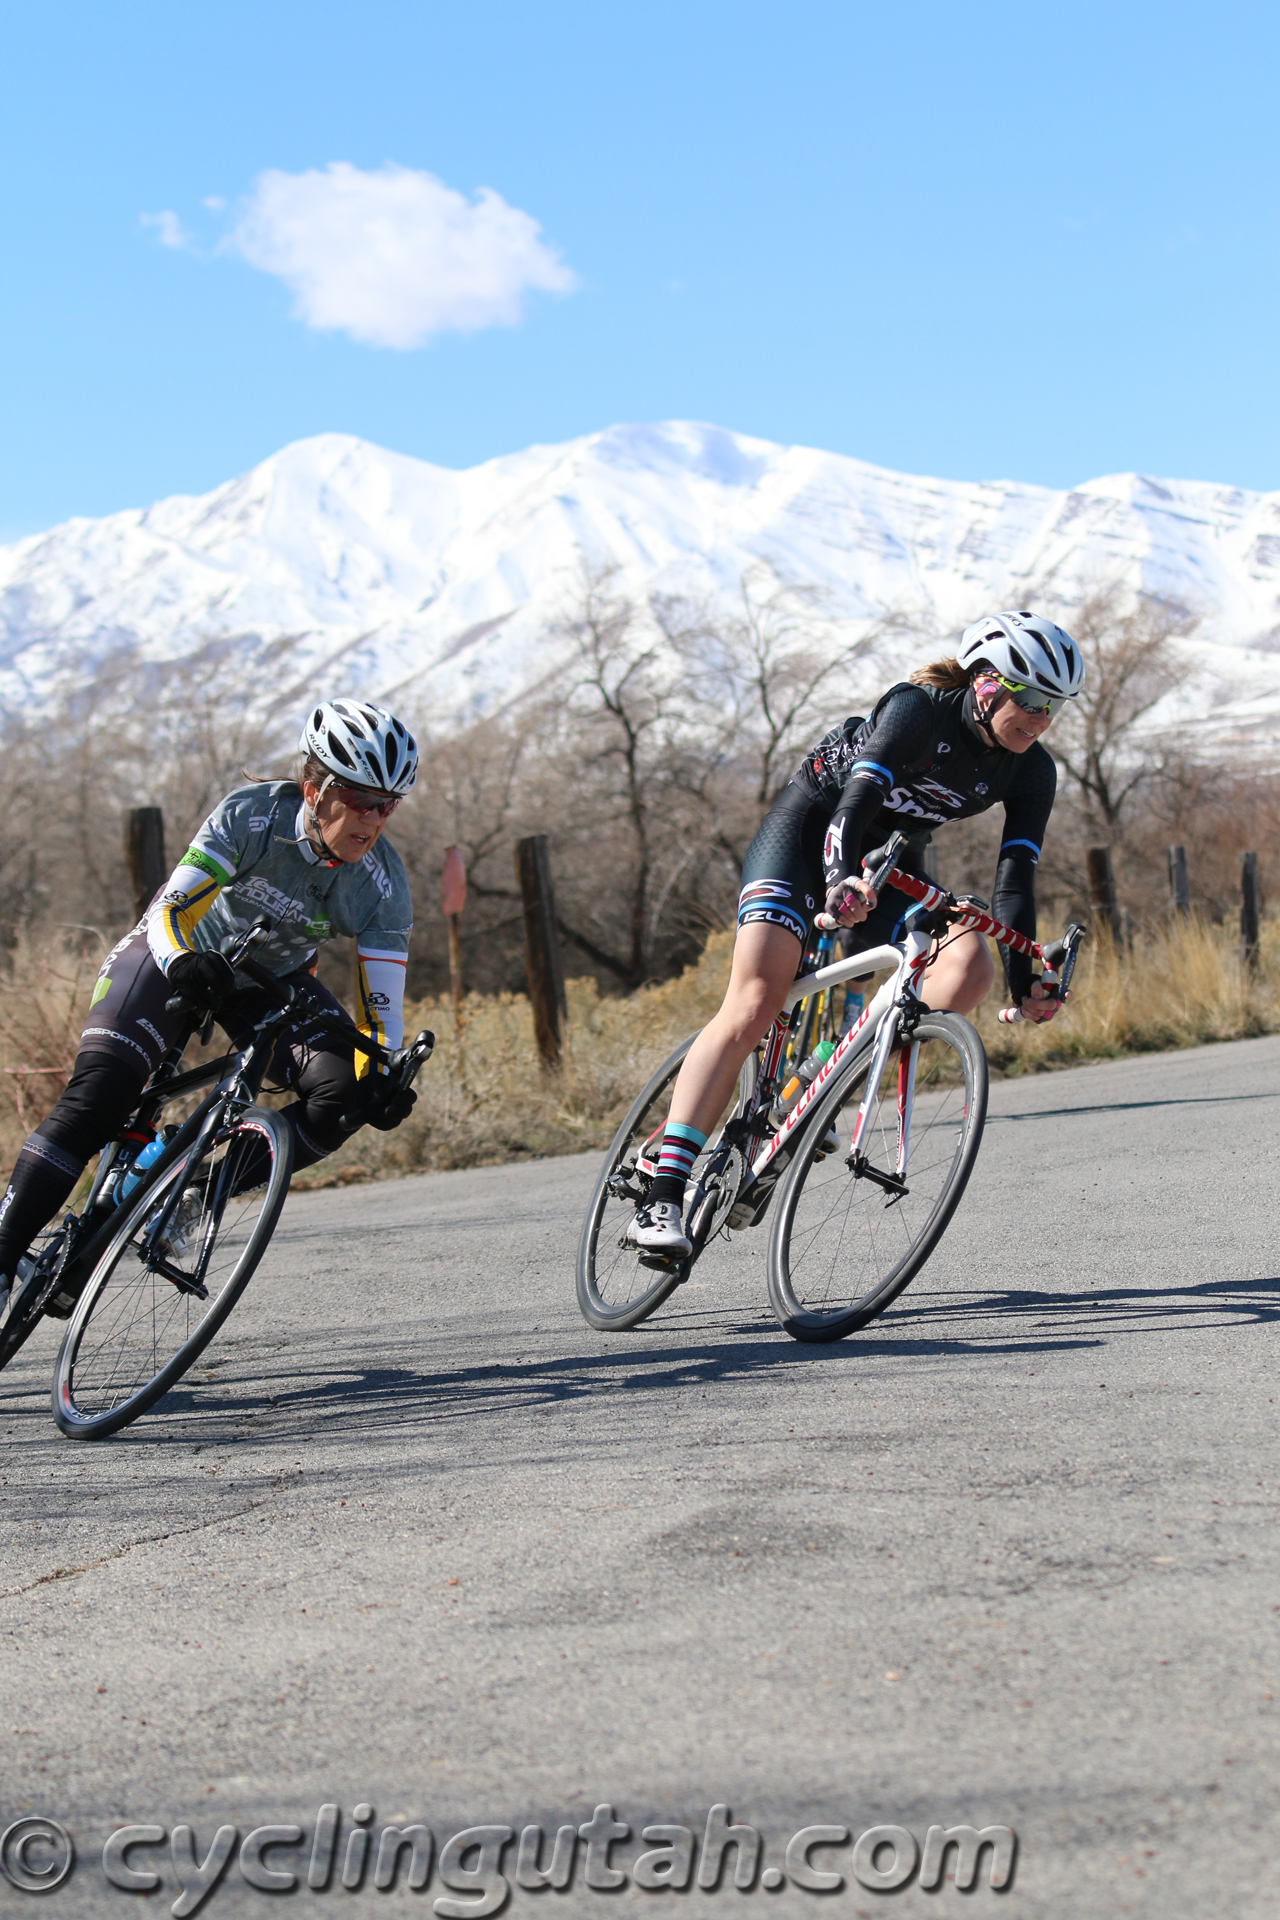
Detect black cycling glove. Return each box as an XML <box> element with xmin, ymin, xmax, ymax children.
<box><xmin>358</xmin><ymin>1081</ymin><xmax>418</xmax><ymax>1133</ymax></box>
<box><xmin>167</xmin><ymin>950</ymin><xmax>237</xmax><ymax>1010</ymax></box>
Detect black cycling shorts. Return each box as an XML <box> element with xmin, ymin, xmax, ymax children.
<box><xmin>736</xmin><ymin>779</ymin><xmax>927</xmax><ymax>955</ymax></box>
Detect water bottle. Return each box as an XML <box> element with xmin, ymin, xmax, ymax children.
<box><xmin>117</xmin><ymin>1135</ymin><xmax>166</xmax><ymax>1205</ymax></box>
<box><xmin>839</xmin><ymin>988</ymin><xmax>864</xmax><ymax>1037</ymax></box>
<box><xmin>775</xmin><ymin>1038</ymin><xmax>837</xmax><ymax>1118</ymax></box>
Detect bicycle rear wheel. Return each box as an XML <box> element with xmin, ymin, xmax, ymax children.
<box><xmin>0</xmin><ymin>1219</ymin><xmax>65</xmax><ymax>1374</ymax></box>
<box><xmin>577</xmin><ymin>1040</ymin><xmax>753</xmax><ymax>1332</ymax></box>
<box><xmin>767</xmin><ymin>1012</ymin><xmax>987</xmax><ymax>1342</ymax></box>
<box><xmin>52</xmin><ymin>1107</ymin><xmax>293</xmax><ymax>1439</ymax></box>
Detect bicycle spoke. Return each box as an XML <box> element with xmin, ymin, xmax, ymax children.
<box><xmin>768</xmin><ymin>1016</ymin><xmax>987</xmax><ymax>1341</ymax></box>
<box><xmin>54</xmin><ymin>1112</ymin><xmax>292</xmax><ymax>1439</ymax></box>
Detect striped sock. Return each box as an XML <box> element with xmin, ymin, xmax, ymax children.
<box><xmin>648</xmin><ymin>1122</ymin><xmax>708</xmax><ymax>1207</ymax></box>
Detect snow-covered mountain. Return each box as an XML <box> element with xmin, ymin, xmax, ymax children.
<box><xmin>3</xmin><ymin>421</ymin><xmax>1280</xmax><ymax>746</ymax></box>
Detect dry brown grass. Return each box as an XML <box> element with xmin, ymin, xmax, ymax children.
<box><xmin>0</xmin><ymin>916</ymin><xmax>1274</xmax><ymax>1192</ymax></box>
<box><xmin>975</xmin><ymin>913</ymin><xmax>1280</xmax><ymax>1073</ymax></box>
<box><xmin>0</xmin><ymin>934</ymin><xmax>103</xmax><ymax>1167</ymax></box>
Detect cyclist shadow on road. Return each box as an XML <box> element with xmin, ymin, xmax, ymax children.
<box><xmin>138</xmin><ymin>1271</ymin><xmax>1280</xmax><ymax>1448</ymax></box>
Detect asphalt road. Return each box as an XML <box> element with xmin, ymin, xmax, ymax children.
<box><xmin>3</xmin><ymin>1035</ymin><xmax>1280</xmax><ymax>1919</ymax></box>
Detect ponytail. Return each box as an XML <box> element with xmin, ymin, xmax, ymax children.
<box><xmin>908</xmin><ymin>656</ymin><xmax>971</xmax><ymax>691</ymax></box>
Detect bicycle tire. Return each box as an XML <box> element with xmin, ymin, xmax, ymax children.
<box><xmin>52</xmin><ymin>1106</ymin><xmax>293</xmax><ymax>1439</ymax></box>
<box><xmin>767</xmin><ymin>1011</ymin><xmax>987</xmax><ymax>1342</ymax></box>
<box><xmin>0</xmin><ymin>1207</ymin><xmax>98</xmax><ymax>1376</ymax></box>
<box><xmin>577</xmin><ymin>1039</ymin><xmax>753</xmax><ymax>1332</ymax></box>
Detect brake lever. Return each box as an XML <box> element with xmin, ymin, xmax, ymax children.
<box><xmin>336</xmin><ymin>1030</ymin><xmax>436</xmax><ymax>1132</ymax></box>
<box><xmin>861</xmin><ymin>829</ymin><xmax>908</xmax><ymax>885</ymax></box>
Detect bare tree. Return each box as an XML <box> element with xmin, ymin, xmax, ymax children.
<box><xmin>1049</xmin><ymin>584</ymin><xmax>1198</xmax><ymax>840</ymax></box>
<box><xmin>552</xmin><ymin>564</ymin><xmax>717</xmax><ymax>987</ymax></box>
<box><xmin>657</xmin><ymin>566</ymin><xmax>893</xmax><ymax>814</ymax></box>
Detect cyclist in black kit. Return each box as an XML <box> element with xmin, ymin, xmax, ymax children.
<box><xmin>629</xmin><ymin>610</ymin><xmax>1087</xmax><ymax>1257</ymax></box>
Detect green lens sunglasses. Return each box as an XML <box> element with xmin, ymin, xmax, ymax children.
<box><xmin>994</xmin><ymin>674</ymin><xmax>1067</xmax><ymax>719</ymax></box>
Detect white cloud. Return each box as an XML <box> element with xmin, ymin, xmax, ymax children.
<box><xmin>141</xmin><ymin>210</ymin><xmax>191</xmax><ymax>250</ymax></box>
<box><xmin>222</xmin><ymin>161</ymin><xmax>576</xmax><ymax>349</ymax></box>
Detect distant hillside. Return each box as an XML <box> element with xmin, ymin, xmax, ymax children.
<box><xmin>3</xmin><ymin>421</ymin><xmax>1279</xmax><ymax>748</ymax></box>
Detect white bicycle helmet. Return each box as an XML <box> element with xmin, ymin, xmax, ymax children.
<box><xmin>299</xmin><ymin>699</ymin><xmax>419</xmax><ymax>795</ymax></box>
<box><xmin>956</xmin><ymin>611</ymin><xmax>1085</xmax><ymax>705</ymax></box>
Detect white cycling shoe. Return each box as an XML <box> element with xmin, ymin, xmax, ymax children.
<box><xmin>626</xmin><ymin>1201</ymin><xmax>692</xmax><ymax>1260</ymax></box>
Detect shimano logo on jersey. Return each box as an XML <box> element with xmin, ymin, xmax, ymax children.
<box><xmin>362</xmin><ymin>850</ymin><xmax>394</xmax><ymax>900</ymax></box>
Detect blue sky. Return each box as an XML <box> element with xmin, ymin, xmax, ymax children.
<box><xmin>2</xmin><ymin>0</ymin><xmax>1278</xmax><ymax>534</ymax></box>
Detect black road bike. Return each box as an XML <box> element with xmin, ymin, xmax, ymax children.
<box><xmin>0</xmin><ymin>922</ymin><xmax>433</xmax><ymax>1439</ymax></box>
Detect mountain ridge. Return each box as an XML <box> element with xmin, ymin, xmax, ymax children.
<box><xmin>3</xmin><ymin>421</ymin><xmax>1279</xmax><ymax>745</ymax></box>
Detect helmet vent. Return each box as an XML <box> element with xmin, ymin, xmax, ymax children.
<box><xmin>300</xmin><ymin>698</ymin><xmax>420</xmax><ymax>795</ymax></box>
<box><xmin>1008</xmin><ymin>646</ymin><xmax>1030</xmax><ymax>677</ymax></box>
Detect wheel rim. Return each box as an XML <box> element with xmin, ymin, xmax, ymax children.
<box><xmin>775</xmin><ymin>1024</ymin><xmax>977</xmax><ymax>1327</ymax></box>
<box><xmin>55</xmin><ymin>1117</ymin><xmax>281</xmax><ymax>1431</ymax></box>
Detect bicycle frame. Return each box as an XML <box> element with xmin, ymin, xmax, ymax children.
<box><xmin>703</xmin><ymin>860</ymin><xmax>1079</xmax><ymax>1227</ymax></box>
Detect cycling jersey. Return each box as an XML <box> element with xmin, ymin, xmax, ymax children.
<box><xmin>744</xmin><ymin>682</ymin><xmax>1056</xmax><ymax>1000</ymax></box>
<box><xmin>141</xmin><ymin>782</ymin><xmax>412</xmax><ymax>1055</ymax></box>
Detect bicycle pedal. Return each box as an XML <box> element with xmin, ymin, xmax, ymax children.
<box><xmin>636</xmin><ymin>1250</ymin><xmax>678</xmax><ymax>1272</ymax></box>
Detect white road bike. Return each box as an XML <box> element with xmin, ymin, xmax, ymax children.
<box><xmin>577</xmin><ymin>831</ymin><xmax>1085</xmax><ymax>1342</ymax></box>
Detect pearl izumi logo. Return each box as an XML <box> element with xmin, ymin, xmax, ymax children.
<box><xmin>82</xmin><ymin>1803</ymin><xmax>1017</xmax><ymax>1907</ymax></box>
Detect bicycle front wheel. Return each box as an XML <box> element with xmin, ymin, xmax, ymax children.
<box><xmin>767</xmin><ymin>1012</ymin><xmax>987</xmax><ymax>1342</ymax></box>
<box><xmin>52</xmin><ymin>1107</ymin><xmax>293</xmax><ymax>1439</ymax></box>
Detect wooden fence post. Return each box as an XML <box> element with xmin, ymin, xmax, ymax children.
<box><xmin>515</xmin><ymin>835</ymin><xmax>567</xmax><ymax>1067</ymax></box>
<box><xmin>125</xmin><ymin>807</ymin><xmax>167</xmax><ymax>922</ymax></box>
<box><xmin>1086</xmin><ymin>846</ymin><xmax>1119</xmax><ymax>940</ymax></box>
<box><xmin>440</xmin><ymin>846</ymin><xmax>467</xmax><ymax>1034</ymax></box>
<box><xmin>1167</xmin><ymin>844</ymin><xmax>1190</xmax><ymax>916</ymax></box>
<box><xmin>1241</xmin><ymin>851</ymin><xmax>1261</xmax><ymax>974</ymax></box>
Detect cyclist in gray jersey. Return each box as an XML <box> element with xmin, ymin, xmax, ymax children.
<box><xmin>0</xmin><ymin>699</ymin><xmax>422</xmax><ymax>1301</ymax></box>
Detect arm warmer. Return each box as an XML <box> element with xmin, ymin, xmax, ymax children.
<box><xmin>354</xmin><ymin>945</ymin><xmax>407</xmax><ymax>1076</ymax></box>
<box><xmin>146</xmin><ymin>850</ymin><xmax>230</xmax><ymax>974</ymax></box>
<box><xmin>821</xmin><ymin>686</ymin><xmax>937</xmax><ymax>887</ymax></box>
<box><xmin>992</xmin><ymin>746</ymin><xmax>1057</xmax><ymax>1003</ymax></box>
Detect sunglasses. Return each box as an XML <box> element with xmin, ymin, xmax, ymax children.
<box><xmin>330</xmin><ymin>784</ymin><xmax>402</xmax><ymax>818</ymax></box>
<box><xmin>993</xmin><ymin>674</ymin><xmax>1066</xmax><ymax>719</ymax></box>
